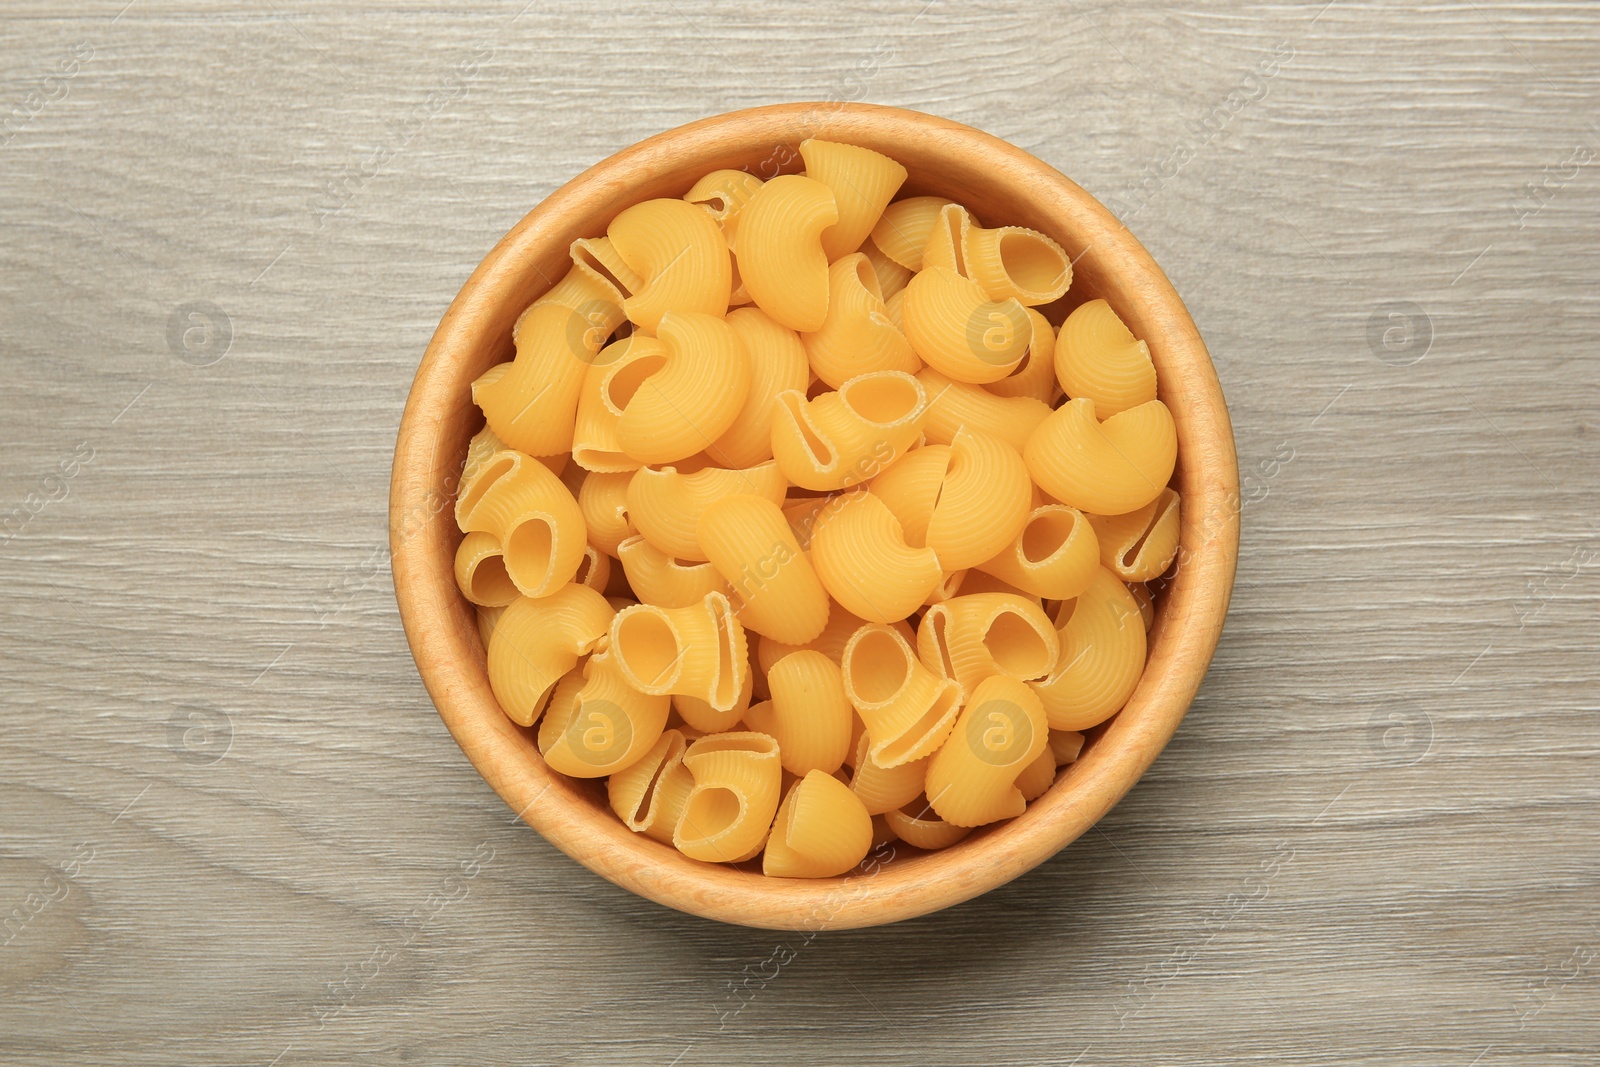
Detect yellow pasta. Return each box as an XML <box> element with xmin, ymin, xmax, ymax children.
<box><xmin>609</xmin><ymin>591</ymin><xmax>749</xmax><ymax>712</ymax></box>
<box><xmin>474</xmin><ymin>301</ymin><xmax>600</xmax><ymax>457</ymax></box>
<box><xmin>454</xmin><ymin>530</ymin><xmax>520</xmax><ymax>607</ymax></box>
<box><xmin>919</xmin><ymin>202</ymin><xmax>974</xmax><ymax>276</ymax></box>
<box><xmin>883</xmin><ymin>797</ymin><xmax>971</xmax><ymax>850</ymax></box>
<box><xmin>744</xmin><ymin>651</ymin><xmax>853</xmax><ymax>775</ymax></box>
<box><xmin>869</xmin><ymin>196</ymin><xmax>955</xmax><ymax>271</ymax></box>
<box><xmin>704</xmin><ymin>307</ymin><xmax>810</xmax><ymax>469</ymax></box>
<box><xmin>974</xmin><ymin>503</ymin><xmax>1101</xmax><ymax>600</ymax></box>
<box><xmin>575</xmin><ymin>469</ymin><xmax>635</xmax><ymax>555</ymax></box>
<box><xmin>770</xmin><ymin>370</ymin><xmax>928</xmax><ymax>491</ymax></box>
<box><xmin>756</xmin><ymin>601</ymin><xmax>915</xmax><ymax>671</ymax></box>
<box><xmin>985</xmin><ymin>308</ymin><xmax>1059</xmax><ymax>403</ymax></box>
<box><xmin>456</xmin><ymin>141</ymin><xmax>1180</xmax><ymax>875</ymax></box>
<box><xmin>916</xmin><ymin>367</ymin><xmax>1052</xmax><ymax>453</ymax></box>
<box><xmin>674</xmin><ymin>667</ymin><xmax>753</xmax><ymax>734</ymax></box>
<box><xmin>571</xmin><ymin>334</ymin><xmax>663</xmax><ymax>473</ymax></box>
<box><xmin>762</xmin><ymin>770</ymin><xmax>874</xmax><ymax>877</ymax></box>
<box><xmin>675</xmin><ymin>731</ymin><xmax>782</xmax><ymax>863</ymax></box>
<box><xmin>1024</xmin><ymin>396</ymin><xmax>1177</xmax><ymax>515</ymax></box>
<box><xmin>800</xmin><ymin>138</ymin><xmax>907</xmax><ymax>261</ymax></box>
<box><xmin>616</xmin><ymin>312</ymin><xmax>751</xmax><ymax>465</ymax></box>
<box><xmin>627</xmin><ymin>460</ymin><xmax>787</xmax><ymax>562</ymax></box>
<box><xmin>861</xmin><ymin>239</ymin><xmax>913</xmax><ymax>301</ymax></box>
<box><xmin>840</xmin><ymin>623</ymin><xmax>964</xmax><ymax>767</ymax></box>
<box><xmin>607</xmin><ymin>197</ymin><xmax>731</xmax><ymax>332</ymax></box>
<box><xmin>698</xmin><ymin>494</ymin><xmax>830</xmax><ymax>645</ymax></box>
<box><xmin>684</xmin><ymin>169</ymin><xmax>764</xmax><ymax>243</ymax></box>
<box><xmin>525</xmin><ymin>257</ymin><xmax>628</xmax><ymax>350</ymax></box>
<box><xmin>538</xmin><ymin>648</ymin><xmax>670</xmax><ymax>778</ymax></box>
<box><xmin>883</xmin><ymin>287</ymin><xmax>906</xmax><ymax>332</ymax></box>
<box><xmin>866</xmin><ymin>444</ymin><xmax>950</xmax><ymax>548</ymax></box>
<box><xmin>485</xmin><ymin>584</ymin><xmax>615</xmax><ymax>726</ymax></box>
<box><xmin>916</xmin><ymin>592</ymin><xmax>1059</xmax><ymax>694</ymax></box>
<box><xmin>925</xmin><ymin>427</ymin><xmax>1032</xmax><ymax>570</ymax></box>
<box><xmin>847</xmin><ymin>731</ymin><xmax>928</xmax><ymax>815</ymax></box>
<box><xmin>925</xmin><ymin>675</ymin><xmax>1047</xmax><ymax>826</ymax></box>
<box><xmin>1031</xmin><ymin>567</ymin><xmax>1147</xmax><ymax>731</ymax></box>
<box><xmin>811</xmin><ymin>491</ymin><xmax>943</xmax><ymax>624</ymax></box>
<box><xmin>615</xmin><ymin>534</ymin><xmax>731</xmax><ymax>608</ymax></box>
<box><xmin>1055</xmin><ymin>298</ymin><xmax>1157</xmax><ymax>419</ymax></box>
<box><xmin>902</xmin><ymin>265</ymin><xmax>1032</xmax><ymax>384</ymax></box>
<box><xmin>608</xmin><ymin>728</ymin><xmax>694</xmax><ymax>843</ymax></box>
<box><xmin>463</xmin><ymin>422</ymin><xmax>507</xmax><ymax>486</ymax></box>
<box><xmin>1088</xmin><ymin>487</ymin><xmax>1181</xmax><ymax>583</ymax></box>
<box><xmin>571</xmin><ymin>234</ymin><xmax>644</xmax><ymax>298</ymax></box>
<box><xmin>1048</xmin><ymin>729</ymin><xmax>1086</xmax><ymax>765</ymax></box>
<box><xmin>802</xmin><ymin>253</ymin><xmax>919</xmax><ymax>389</ymax></box>
<box><xmin>1013</xmin><ymin>747</ymin><xmax>1058</xmax><ymax>802</ymax></box>
<box><xmin>575</xmin><ymin>542</ymin><xmax>610</xmax><ymax>592</ymax></box>
<box><xmin>962</xmin><ymin>221</ymin><xmax>1072</xmax><ymax>307</ymax></box>
<box><xmin>454</xmin><ymin>449</ymin><xmax>587</xmax><ymax>598</ymax></box>
<box><xmin>734</xmin><ymin>174</ymin><xmax>838</xmax><ymax>332</ymax></box>
<box><xmin>476</xmin><ymin>603</ymin><xmax>506</xmax><ymax>649</ymax></box>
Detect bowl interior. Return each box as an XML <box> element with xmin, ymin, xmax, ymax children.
<box><xmin>391</xmin><ymin>103</ymin><xmax>1239</xmax><ymax>930</ymax></box>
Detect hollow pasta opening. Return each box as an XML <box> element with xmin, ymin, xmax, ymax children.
<box><xmin>878</xmin><ymin>682</ymin><xmax>960</xmax><ymax>765</ymax></box>
<box><xmin>467</xmin><ymin>551</ymin><xmax>517</xmax><ymax>604</ymax></box>
<box><xmin>998</xmin><ymin>231</ymin><xmax>1066</xmax><ymax>293</ymax></box>
<box><xmin>848</xmin><ymin>629</ymin><xmax>911</xmax><ymax>704</ymax></box>
<box><xmin>615</xmin><ymin>609</ymin><xmax>681</xmax><ymax>689</ymax></box>
<box><xmin>710</xmin><ymin>596</ymin><xmax>741</xmax><ymax>710</ymax></box>
<box><xmin>984</xmin><ymin>610</ymin><xmax>1054</xmax><ymax>678</ymax></box>
<box><xmin>939</xmin><ymin>211</ymin><xmax>966</xmax><ymax>274</ymax></box>
<box><xmin>923</xmin><ymin>610</ymin><xmax>956</xmax><ymax>680</ymax></box>
<box><xmin>682</xmin><ymin>786</ymin><xmax>743</xmax><ymax>843</ymax></box>
<box><xmin>843</xmin><ymin>374</ymin><xmax>919</xmax><ymax>426</ymax></box>
<box><xmin>781</xmin><ymin>392</ymin><xmax>835</xmax><ymax>467</ymax></box>
<box><xmin>457</xmin><ymin>454</ymin><xmax>515</xmax><ymax>519</ymax></box>
<box><xmin>605</xmin><ymin>353</ymin><xmax>668</xmax><ymax>411</ymax></box>
<box><xmin>574</xmin><ymin>245</ymin><xmax>633</xmax><ymax>298</ymax></box>
<box><xmin>573</xmin><ymin>546</ymin><xmax>600</xmax><ymax>587</ymax></box>
<box><xmin>853</xmin><ymin>254</ymin><xmax>883</xmax><ymax>301</ymax></box>
<box><xmin>1021</xmin><ymin>509</ymin><xmax>1075</xmax><ymax>564</ymax></box>
<box><xmin>505</xmin><ymin>518</ymin><xmax>555</xmax><ymax>588</ymax></box>
<box><xmin>630</xmin><ymin>749</ymin><xmax>678</xmax><ymax>826</ymax></box>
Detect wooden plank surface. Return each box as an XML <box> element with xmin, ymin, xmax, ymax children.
<box><xmin>1</xmin><ymin>1</ymin><xmax>1596</xmax><ymax>1063</ymax></box>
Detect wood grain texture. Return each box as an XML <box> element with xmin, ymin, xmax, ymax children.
<box><xmin>1</xmin><ymin>0</ymin><xmax>1596</xmax><ymax>1063</ymax></box>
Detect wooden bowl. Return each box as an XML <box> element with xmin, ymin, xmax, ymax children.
<box><xmin>390</xmin><ymin>103</ymin><xmax>1239</xmax><ymax>930</ymax></box>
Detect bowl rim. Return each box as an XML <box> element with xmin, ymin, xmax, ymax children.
<box><xmin>390</xmin><ymin>102</ymin><xmax>1240</xmax><ymax>930</ymax></box>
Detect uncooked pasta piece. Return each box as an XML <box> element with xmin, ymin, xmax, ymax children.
<box><xmin>609</xmin><ymin>591</ymin><xmax>749</xmax><ymax>713</ymax></box>
<box><xmin>1031</xmin><ymin>567</ymin><xmax>1147</xmax><ymax>731</ymax></box>
<box><xmin>770</xmin><ymin>370</ymin><xmax>928</xmax><ymax>491</ymax></box>
<box><xmin>608</xmin><ymin>197</ymin><xmax>731</xmax><ymax>331</ymax></box>
<box><xmin>735</xmin><ymin>174</ymin><xmax>838</xmax><ymax>332</ymax></box>
<box><xmin>799</xmin><ymin>138</ymin><xmax>907</xmax><ymax>262</ymax></box>
<box><xmin>627</xmin><ymin>460</ymin><xmax>786</xmax><ymax>562</ymax></box>
<box><xmin>763</xmin><ymin>770</ymin><xmax>874</xmax><ymax>877</ymax></box>
<box><xmin>916</xmin><ymin>592</ymin><xmax>1059</xmax><ymax>694</ymax></box>
<box><xmin>1054</xmin><ymin>298</ymin><xmax>1157</xmax><ymax>419</ymax></box>
<box><xmin>675</xmin><ymin>731</ymin><xmax>782</xmax><ymax>862</ymax></box>
<box><xmin>1087</xmin><ymin>488</ymin><xmax>1181</xmax><ymax>583</ymax></box>
<box><xmin>1024</xmin><ymin>396</ymin><xmax>1176</xmax><ymax>516</ymax></box>
<box><xmin>840</xmin><ymin>623</ymin><xmax>964</xmax><ymax>767</ymax></box>
<box><xmin>925</xmin><ymin>675</ymin><xmax>1049</xmax><ymax>827</ymax></box>
<box><xmin>698</xmin><ymin>494</ymin><xmax>830</xmax><ymax>645</ymax></box>
<box><xmin>802</xmin><ymin>253</ymin><xmax>919</xmax><ymax>389</ymax></box>
<box><xmin>485</xmin><ymin>584</ymin><xmax>615</xmax><ymax>726</ymax></box>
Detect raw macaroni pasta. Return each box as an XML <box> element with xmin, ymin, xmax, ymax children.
<box><xmin>455</xmin><ymin>139</ymin><xmax>1180</xmax><ymax>877</ymax></box>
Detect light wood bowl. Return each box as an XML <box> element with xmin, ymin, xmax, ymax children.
<box><xmin>390</xmin><ymin>103</ymin><xmax>1239</xmax><ymax>930</ymax></box>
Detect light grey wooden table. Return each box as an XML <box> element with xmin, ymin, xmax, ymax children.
<box><xmin>3</xmin><ymin>2</ymin><xmax>1596</xmax><ymax>1064</ymax></box>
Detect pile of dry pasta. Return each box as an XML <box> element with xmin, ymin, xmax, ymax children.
<box><xmin>455</xmin><ymin>139</ymin><xmax>1180</xmax><ymax>877</ymax></box>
